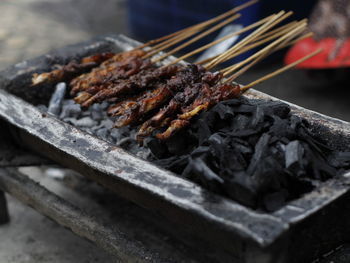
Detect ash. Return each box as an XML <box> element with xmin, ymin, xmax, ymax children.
<box><xmin>39</xmin><ymin>83</ymin><xmax>150</xmax><ymax>159</ymax></box>
<box><xmin>40</xmin><ymin>83</ymin><xmax>350</xmax><ymax>212</ymax></box>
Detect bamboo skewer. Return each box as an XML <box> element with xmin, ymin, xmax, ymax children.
<box><xmin>152</xmin><ymin>13</ymin><xmax>242</xmax><ymax>63</ymax></box>
<box><xmin>220</xmin><ymin>22</ymin><xmax>309</xmax><ymax>75</ymax></box>
<box><xmin>218</xmin><ymin>22</ymin><xmax>301</xmax><ymax>72</ymax></box>
<box><xmin>166</xmin><ymin>14</ymin><xmax>275</xmax><ymax>66</ymax></box>
<box><xmin>221</xmin><ymin>21</ymin><xmax>307</xmax><ymax>76</ymax></box>
<box><xmin>223</xmin><ymin>32</ymin><xmax>313</xmax><ymax>83</ymax></box>
<box><xmin>240</xmin><ymin>49</ymin><xmax>322</xmax><ymax>93</ymax></box>
<box><xmin>205</xmin><ymin>11</ymin><xmax>292</xmax><ymax>70</ymax></box>
<box><xmin>196</xmin><ymin>19</ymin><xmax>299</xmax><ymax>66</ymax></box>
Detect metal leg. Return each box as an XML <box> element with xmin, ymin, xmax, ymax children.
<box><xmin>0</xmin><ymin>190</ymin><xmax>10</xmax><ymax>225</ymax></box>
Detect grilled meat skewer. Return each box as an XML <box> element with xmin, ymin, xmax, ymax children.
<box><xmin>80</xmin><ymin>65</ymin><xmax>180</xmax><ymax>108</ymax></box>
<box><xmin>156</xmin><ymin>82</ymin><xmax>241</xmax><ymax>140</ymax></box>
<box><xmin>137</xmin><ymin>70</ymin><xmax>223</xmax><ymax>141</ymax></box>
<box><xmin>31</xmin><ymin>52</ymin><xmax>115</xmax><ymax>86</ymax></box>
<box><xmin>70</xmin><ymin>51</ymin><xmax>149</xmax><ymax>96</ymax></box>
<box><xmin>109</xmin><ymin>64</ymin><xmax>207</xmax><ymax>128</ymax></box>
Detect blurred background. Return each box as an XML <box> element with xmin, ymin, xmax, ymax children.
<box><xmin>1</xmin><ymin>0</ymin><xmax>350</xmax><ymax>262</ymax></box>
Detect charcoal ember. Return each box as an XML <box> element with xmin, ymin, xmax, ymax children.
<box><xmin>247</xmin><ymin>133</ymin><xmax>271</xmax><ymax>175</ymax></box>
<box><xmin>184</xmin><ymin>157</ymin><xmax>224</xmax><ymax>189</ymax></box>
<box><xmin>285</xmin><ymin>140</ymin><xmax>305</xmax><ymax>174</ymax></box>
<box><xmin>258</xmin><ymin>100</ymin><xmax>291</xmax><ymax>118</ymax></box>
<box><xmin>222</xmin><ymin>172</ymin><xmax>257</xmax><ymax>208</ymax></box>
<box><xmin>145</xmin><ymin>137</ymin><xmax>168</xmax><ymax>158</ymax></box>
<box><xmin>42</xmin><ymin>81</ymin><xmax>350</xmax><ymax>212</ymax></box>
<box><xmin>250</xmin><ymin>106</ymin><xmax>265</xmax><ymax>127</ymax></box>
<box><xmin>100</xmin><ymin>119</ymin><xmax>114</xmax><ymax>129</ymax></box>
<box><xmin>91</xmin><ymin>110</ymin><xmax>104</xmax><ymax>121</ymax></box>
<box><xmin>150</xmin><ymin>98</ymin><xmax>350</xmax><ymax>211</ymax></box>
<box><xmin>211</xmin><ymin>103</ymin><xmax>234</xmax><ymax>120</ymax></box>
<box><xmin>154</xmin><ymin>155</ymin><xmax>189</xmax><ymax>174</ymax></box>
<box><xmin>48</xmin><ymin>82</ymin><xmax>66</xmax><ymax>116</ymax></box>
<box><xmin>75</xmin><ymin>117</ymin><xmax>97</xmax><ymax>128</ymax></box>
<box><xmin>96</xmin><ymin>128</ymin><xmax>110</xmax><ymax>141</ymax></box>
<box><xmin>60</xmin><ymin>102</ymin><xmax>81</xmax><ymax>119</ymax></box>
<box><xmin>263</xmin><ymin>190</ymin><xmax>289</xmax><ymax>212</ymax></box>
<box><xmin>197</xmin><ymin>119</ymin><xmax>211</xmax><ymax>145</ymax></box>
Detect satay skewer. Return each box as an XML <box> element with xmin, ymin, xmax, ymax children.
<box><xmin>220</xmin><ymin>23</ymin><xmax>309</xmax><ymax>76</ymax></box>
<box><xmin>166</xmin><ymin>14</ymin><xmax>275</xmax><ymax>66</ymax></box>
<box><xmin>221</xmin><ymin>21</ymin><xmax>307</xmax><ymax>76</ymax></box>
<box><xmin>205</xmin><ymin>11</ymin><xmax>293</xmax><ymax>69</ymax></box>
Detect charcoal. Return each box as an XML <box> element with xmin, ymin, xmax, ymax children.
<box><xmin>91</xmin><ymin>110</ymin><xmax>104</xmax><ymax>121</ymax></box>
<box><xmin>285</xmin><ymin>140</ymin><xmax>304</xmax><ymax>172</ymax></box>
<box><xmin>116</xmin><ymin>137</ymin><xmax>134</xmax><ymax>147</ymax></box>
<box><xmin>259</xmin><ymin>101</ymin><xmax>290</xmax><ymax>118</ymax></box>
<box><xmin>263</xmin><ymin>190</ymin><xmax>289</xmax><ymax>212</ymax></box>
<box><xmin>100</xmin><ymin>119</ymin><xmax>114</xmax><ymax>130</ymax></box>
<box><xmin>246</xmin><ymin>133</ymin><xmax>270</xmax><ymax>175</ymax></box>
<box><xmin>250</xmin><ymin>106</ymin><xmax>264</xmax><ymax>127</ymax></box>
<box><xmin>212</xmin><ymin>103</ymin><xmax>234</xmax><ymax>119</ymax></box>
<box><xmin>96</xmin><ymin>128</ymin><xmax>109</xmax><ymax>141</ymax></box>
<box><xmin>75</xmin><ymin>117</ymin><xmax>97</xmax><ymax>128</ymax></box>
<box><xmin>48</xmin><ymin>82</ymin><xmax>66</xmax><ymax>116</ymax></box>
<box><xmin>223</xmin><ymin>172</ymin><xmax>257</xmax><ymax>208</ymax></box>
<box><xmin>43</xmin><ymin>84</ymin><xmax>350</xmax><ymax>212</ymax></box>
<box><xmin>197</xmin><ymin>119</ymin><xmax>211</xmax><ymax>145</ymax></box>
<box><xmin>60</xmin><ymin>103</ymin><xmax>81</xmax><ymax>119</ymax></box>
<box><xmin>145</xmin><ymin>137</ymin><xmax>167</xmax><ymax>158</ymax></box>
<box><xmin>186</xmin><ymin>157</ymin><xmax>224</xmax><ymax>185</ymax></box>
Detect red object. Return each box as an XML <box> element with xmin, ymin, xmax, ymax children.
<box><xmin>285</xmin><ymin>37</ymin><xmax>350</xmax><ymax>69</ymax></box>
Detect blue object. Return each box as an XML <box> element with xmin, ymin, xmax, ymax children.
<box><xmin>127</xmin><ymin>0</ymin><xmax>261</xmax><ymax>41</ymax></box>
<box><xmin>127</xmin><ymin>0</ymin><xmax>317</xmax><ymax>61</ymax></box>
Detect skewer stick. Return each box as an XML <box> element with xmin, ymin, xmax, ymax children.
<box><xmin>205</xmin><ymin>11</ymin><xmax>292</xmax><ymax>69</ymax></box>
<box><xmin>143</xmin><ymin>29</ymin><xmax>202</xmax><ymax>59</ymax></box>
<box><xmin>223</xmin><ymin>32</ymin><xmax>312</xmax><ymax>82</ymax></box>
<box><xmin>166</xmin><ymin>14</ymin><xmax>275</xmax><ymax>66</ymax></box>
<box><xmin>139</xmin><ymin>0</ymin><xmax>259</xmax><ymax>52</ymax></box>
<box><xmin>196</xmin><ymin>55</ymin><xmax>220</xmax><ymax>65</ymax></box>
<box><xmin>240</xmin><ymin>49</ymin><xmax>322</xmax><ymax>92</ymax></box>
<box><xmin>221</xmin><ymin>22</ymin><xmax>305</xmax><ymax>74</ymax></box>
<box><xmin>221</xmin><ymin>21</ymin><xmax>307</xmax><ymax>76</ymax></box>
<box><xmin>153</xmin><ymin>13</ymin><xmax>242</xmax><ymax>63</ymax></box>
<box><xmin>207</xmin><ymin>11</ymin><xmax>296</xmax><ymax>69</ymax></box>
<box><xmin>225</xmin><ymin>49</ymin><xmax>271</xmax><ymax>83</ymax></box>
<box><xmin>224</xmin><ymin>31</ymin><xmax>299</xmax><ymax>82</ymax></box>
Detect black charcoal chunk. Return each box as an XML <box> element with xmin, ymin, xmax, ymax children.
<box><xmin>263</xmin><ymin>190</ymin><xmax>289</xmax><ymax>212</ymax></box>
<box><xmin>75</xmin><ymin>117</ymin><xmax>97</xmax><ymax>128</ymax></box>
<box><xmin>285</xmin><ymin>140</ymin><xmax>304</xmax><ymax>172</ymax></box>
<box><xmin>96</xmin><ymin>128</ymin><xmax>109</xmax><ymax>141</ymax></box>
<box><xmin>212</xmin><ymin>103</ymin><xmax>234</xmax><ymax>119</ymax></box>
<box><xmin>146</xmin><ymin>138</ymin><xmax>168</xmax><ymax>158</ymax></box>
<box><xmin>188</xmin><ymin>158</ymin><xmax>224</xmax><ymax>184</ymax></box>
<box><xmin>247</xmin><ymin>133</ymin><xmax>270</xmax><ymax>175</ymax></box>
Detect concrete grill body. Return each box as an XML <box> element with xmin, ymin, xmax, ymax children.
<box><xmin>0</xmin><ymin>35</ymin><xmax>350</xmax><ymax>263</ymax></box>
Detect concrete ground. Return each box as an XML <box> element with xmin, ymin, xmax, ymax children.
<box><xmin>0</xmin><ymin>0</ymin><xmax>350</xmax><ymax>262</ymax></box>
